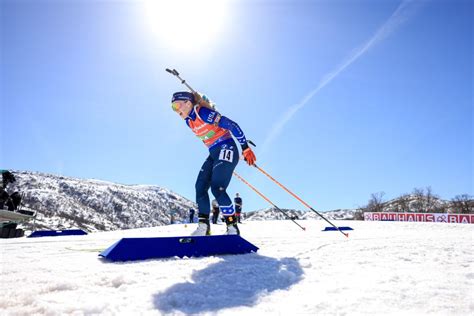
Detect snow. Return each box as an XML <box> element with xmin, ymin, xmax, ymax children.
<box><xmin>1</xmin><ymin>220</ymin><xmax>472</xmax><ymax>315</ymax></box>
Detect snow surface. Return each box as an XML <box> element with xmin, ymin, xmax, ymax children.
<box><xmin>1</xmin><ymin>220</ymin><xmax>473</xmax><ymax>315</ymax></box>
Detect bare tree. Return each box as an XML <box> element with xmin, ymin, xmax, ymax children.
<box><xmin>366</xmin><ymin>192</ymin><xmax>386</xmax><ymax>213</ymax></box>
<box><xmin>353</xmin><ymin>208</ymin><xmax>365</xmax><ymax>220</ymax></box>
<box><xmin>412</xmin><ymin>188</ymin><xmax>425</xmax><ymax>212</ymax></box>
<box><xmin>451</xmin><ymin>194</ymin><xmax>474</xmax><ymax>214</ymax></box>
<box><xmin>432</xmin><ymin>204</ymin><xmax>446</xmax><ymax>213</ymax></box>
<box><xmin>397</xmin><ymin>194</ymin><xmax>411</xmax><ymax>212</ymax></box>
<box><xmin>425</xmin><ymin>186</ymin><xmax>439</xmax><ymax>212</ymax></box>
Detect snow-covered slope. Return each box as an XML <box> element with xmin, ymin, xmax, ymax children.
<box><xmin>9</xmin><ymin>171</ymin><xmax>464</xmax><ymax>234</ymax></box>
<box><xmin>7</xmin><ymin>171</ymin><xmax>356</xmax><ymax>232</ymax></box>
<box><xmin>245</xmin><ymin>208</ymin><xmax>355</xmax><ymax>221</ymax></box>
<box><xmin>1</xmin><ymin>220</ymin><xmax>472</xmax><ymax>315</ymax></box>
<box><xmin>8</xmin><ymin>171</ymin><xmax>196</xmax><ymax>232</ymax></box>
<box><xmin>379</xmin><ymin>194</ymin><xmax>455</xmax><ymax>212</ymax></box>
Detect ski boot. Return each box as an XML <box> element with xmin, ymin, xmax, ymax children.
<box><xmin>225</xmin><ymin>215</ymin><xmax>240</xmax><ymax>235</ymax></box>
<box><xmin>191</xmin><ymin>215</ymin><xmax>211</xmax><ymax>236</ymax></box>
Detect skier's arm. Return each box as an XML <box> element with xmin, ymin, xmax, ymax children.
<box><xmin>199</xmin><ymin>107</ymin><xmax>256</xmax><ymax>165</ymax></box>
<box><xmin>218</xmin><ymin>115</ymin><xmax>256</xmax><ymax>165</ymax></box>
<box><xmin>217</xmin><ymin>116</ymin><xmax>248</xmax><ymax>147</ymax></box>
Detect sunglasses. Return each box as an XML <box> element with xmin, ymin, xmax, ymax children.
<box><xmin>171</xmin><ymin>101</ymin><xmax>188</xmax><ymax>112</ymax></box>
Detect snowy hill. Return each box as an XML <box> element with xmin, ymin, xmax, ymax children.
<box><xmin>1</xmin><ymin>220</ymin><xmax>472</xmax><ymax>315</ymax></box>
<box><xmin>7</xmin><ymin>171</ymin><xmax>356</xmax><ymax>232</ymax></box>
<box><xmin>243</xmin><ymin>192</ymin><xmax>471</xmax><ymax>222</ymax></box>
<box><xmin>245</xmin><ymin>207</ymin><xmax>355</xmax><ymax>221</ymax></box>
<box><xmin>377</xmin><ymin>194</ymin><xmax>454</xmax><ymax>213</ymax></box>
<box><xmin>359</xmin><ymin>192</ymin><xmax>473</xmax><ymax>218</ymax></box>
<box><xmin>8</xmin><ymin>171</ymin><xmax>196</xmax><ymax>232</ymax></box>
<box><xmin>7</xmin><ymin>171</ymin><xmax>467</xmax><ymax>233</ymax></box>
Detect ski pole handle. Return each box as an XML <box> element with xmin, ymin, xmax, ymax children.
<box><xmin>166</xmin><ymin>68</ymin><xmax>217</xmax><ymax>109</ymax></box>
<box><xmin>165</xmin><ymin>68</ymin><xmax>196</xmax><ymax>93</ymax></box>
<box><xmin>166</xmin><ymin>68</ymin><xmax>258</xmax><ymax>147</ymax></box>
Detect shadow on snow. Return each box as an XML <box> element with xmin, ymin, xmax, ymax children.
<box><xmin>153</xmin><ymin>254</ymin><xmax>303</xmax><ymax>314</ymax></box>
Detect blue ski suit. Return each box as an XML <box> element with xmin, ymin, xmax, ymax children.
<box><xmin>184</xmin><ymin>105</ymin><xmax>249</xmax><ymax>218</ymax></box>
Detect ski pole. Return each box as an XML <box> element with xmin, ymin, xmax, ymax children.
<box><xmin>232</xmin><ymin>171</ymin><xmax>306</xmax><ymax>231</ymax></box>
<box><xmin>165</xmin><ymin>68</ymin><xmax>197</xmax><ymax>93</ymax></box>
<box><xmin>166</xmin><ymin>68</ymin><xmax>214</xmax><ymax>108</ymax></box>
<box><xmin>253</xmin><ymin>164</ymin><xmax>349</xmax><ymax>238</ymax></box>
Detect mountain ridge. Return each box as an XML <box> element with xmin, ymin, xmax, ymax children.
<box><xmin>5</xmin><ymin>171</ymin><xmax>470</xmax><ymax>231</ymax></box>
<box><xmin>8</xmin><ymin>171</ymin><xmax>195</xmax><ymax>232</ymax></box>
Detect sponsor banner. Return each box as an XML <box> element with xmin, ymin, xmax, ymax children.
<box><xmin>364</xmin><ymin>212</ymin><xmax>473</xmax><ymax>224</ymax></box>
<box><xmin>448</xmin><ymin>214</ymin><xmax>473</xmax><ymax>224</ymax></box>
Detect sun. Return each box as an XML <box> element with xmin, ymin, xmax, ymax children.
<box><xmin>142</xmin><ymin>0</ymin><xmax>230</xmax><ymax>53</ymax></box>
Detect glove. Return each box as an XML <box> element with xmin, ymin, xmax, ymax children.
<box><xmin>242</xmin><ymin>147</ymin><xmax>256</xmax><ymax>166</ymax></box>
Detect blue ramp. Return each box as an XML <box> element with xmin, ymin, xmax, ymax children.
<box><xmin>99</xmin><ymin>235</ymin><xmax>259</xmax><ymax>262</ymax></box>
<box><xmin>322</xmin><ymin>226</ymin><xmax>354</xmax><ymax>232</ymax></box>
<box><xmin>28</xmin><ymin>229</ymin><xmax>88</xmax><ymax>238</ymax></box>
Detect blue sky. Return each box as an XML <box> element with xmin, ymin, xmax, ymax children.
<box><xmin>1</xmin><ymin>0</ymin><xmax>472</xmax><ymax>212</ymax></box>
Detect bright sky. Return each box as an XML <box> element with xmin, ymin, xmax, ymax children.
<box><xmin>1</xmin><ymin>0</ymin><xmax>472</xmax><ymax>212</ymax></box>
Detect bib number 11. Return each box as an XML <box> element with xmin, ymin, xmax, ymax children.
<box><xmin>219</xmin><ymin>149</ymin><xmax>234</xmax><ymax>162</ymax></box>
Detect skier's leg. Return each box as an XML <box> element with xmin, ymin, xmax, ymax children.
<box><xmin>193</xmin><ymin>156</ymin><xmax>213</xmax><ymax>236</ymax></box>
<box><xmin>210</xmin><ymin>145</ymin><xmax>239</xmax><ymax>215</ymax></box>
<box><xmin>209</xmin><ymin>143</ymin><xmax>240</xmax><ymax>234</ymax></box>
<box><xmin>195</xmin><ymin>156</ymin><xmax>213</xmax><ymax>218</ymax></box>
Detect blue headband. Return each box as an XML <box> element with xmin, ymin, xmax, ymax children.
<box><xmin>172</xmin><ymin>91</ymin><xmax>195</xmax><ymax>104</ymax></box>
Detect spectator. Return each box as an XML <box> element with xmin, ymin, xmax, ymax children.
<box><xmin>211</xmin><ymin>199</ymin><xmax>220</xmax><ymax>224</ymax></box>
<box><xmin>234</xmin><ymin>193</ymin><xmax>243</xmax><ymax>223</ymax></box>
<box><xmin>189</xmin><ymin>208</ymin><xmax>196</xmax><ymax>223</ymax></box>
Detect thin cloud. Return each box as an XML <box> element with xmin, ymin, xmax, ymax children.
<box><xmin>259</xmin><ymin>0</ymin><xmax>423</xmax><ymax>156</ymax></box>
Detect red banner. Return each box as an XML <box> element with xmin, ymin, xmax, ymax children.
<box><xmin>364</xmin><ymin>212</ymin><xmax>474</xmax><ymax>224</ymax></box>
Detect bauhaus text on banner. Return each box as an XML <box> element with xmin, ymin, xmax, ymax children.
<box><xmin>364</xmin><ymin>212</ymin><xmax>474</xmax><ymax>224</ymax></box>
